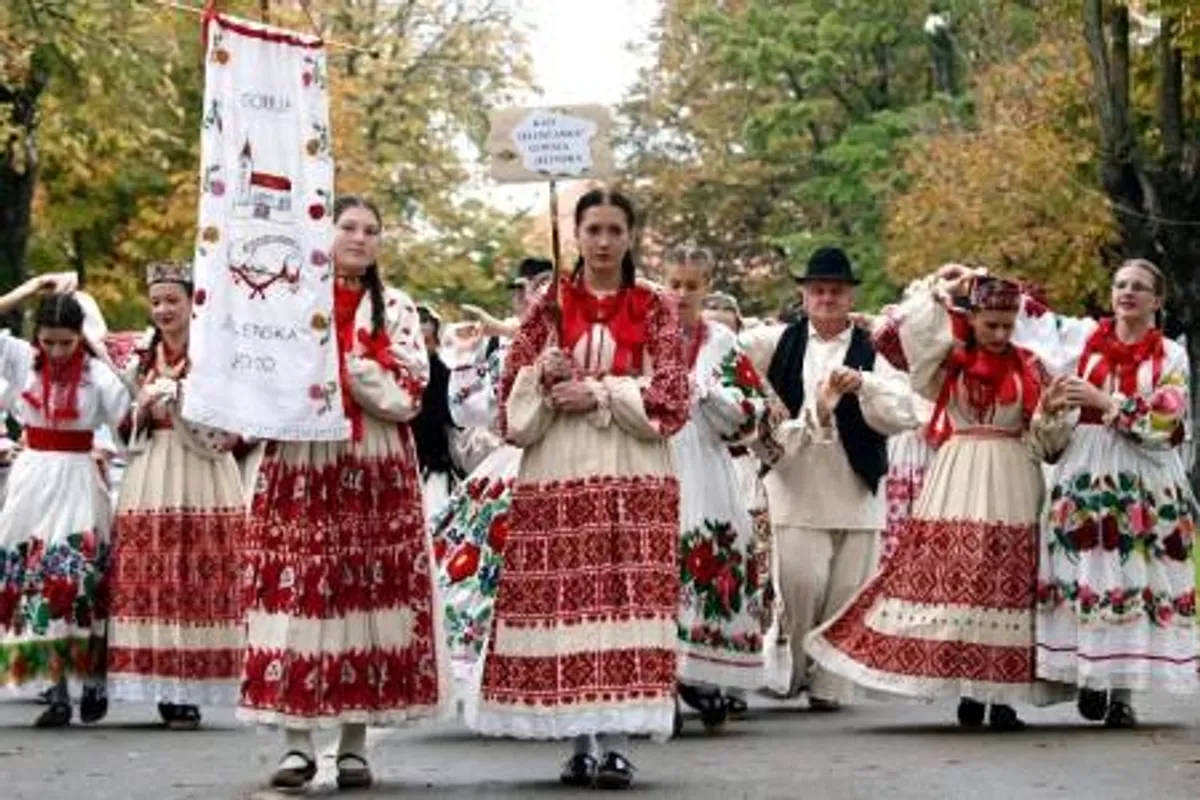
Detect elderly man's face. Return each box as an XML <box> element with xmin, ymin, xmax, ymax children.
<box><xmin>802</xmin><ymin>280</ymin><xmax>855</xmax><ymax>328</ymax></box>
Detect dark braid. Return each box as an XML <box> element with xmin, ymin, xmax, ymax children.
<box><xmin>334</xmin><ymin>194</ymin><xmax>386</xmax><ymax>334</ymax></box>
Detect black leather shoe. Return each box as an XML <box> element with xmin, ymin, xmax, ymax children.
<box><xmin>595</xmin><ymin>751</ymin><xmax>636</xmax><ymax>790</ymax></box>
<box><xmin>1077</xmin><ymin>688</ymin><xmax>1109</xmax><ymax>722</ymax></box>
<box><xmin>988</xmin><ymin>704</ymin><xmax>1026</xmax><ymax>732</ymax></box>
<box><xmin>34</xmin><ymin>702</ymin><xmax>71</xmax><ymax>728</ymax></box>
<box><xmin>957</xmin><ymin>697</ymin><xmax>985</xmax><ymax>728</ymax></box>
<box><xmin>559</xmin><ymin>753</ymin><xmax>598</xmax><ymax>788</ymax></box>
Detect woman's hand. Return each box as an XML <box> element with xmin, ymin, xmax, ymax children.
<box><xmin>1061</xmin><ymin>376</ymin><xmax>1114</xmax><ymax>413</ymax></box>
<box><xmin>936</xmin><ymin>263</ymin><xmax>982</xmax><ymax>299</ymax></box>
<box><xmin>549</xmin><ymin>379</ymin><xmax>598</xmax><ymax>414</ymax></box>
<box><xmin>1039</xmin><ymin>375</ymin><xmax>1070</xmax><ymax>415</ymax></box>
<box><xmin>537</xmin><ymin>348</ymin><xmax>575</xmax><ymax>387</ymax></box>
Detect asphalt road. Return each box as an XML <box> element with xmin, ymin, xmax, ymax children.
<box><xmin>1</xmin><ymin>693</ymin><xmax>1198</xmax><ymax>799</ymax></box>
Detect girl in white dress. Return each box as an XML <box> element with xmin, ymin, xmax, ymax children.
<box><xmin>666</xmin><ymin>253</ymin><xmax>768</xmax><ymax>730</ymax></box>
<box><xmin>0</xmin><ymin>279</ymin><xmax>130</xmax><ymax>727</ymax></box>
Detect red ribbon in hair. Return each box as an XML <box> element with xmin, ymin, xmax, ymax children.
<box><xmin>927</xmin><ymin>344</ymin><xmax>1041</xmax><ymax>446</ymax></box>
<box><xmin>22</xmin><ymin>345</ymin><xmax>87</xmax><ymax>426</ymax></box>
<box><xmin>1077</xmin><ymin>318</ymin><xmax>1163</xmax><ymax>397</ymax></box>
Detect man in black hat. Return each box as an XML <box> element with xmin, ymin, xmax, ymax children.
<box><xmin>740</xmin><ymin>246</ymin><xmax>919</xmax><ymax>709</ymax></box>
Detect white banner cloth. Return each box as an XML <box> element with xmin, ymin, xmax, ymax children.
<box><xmin>183</xmin><ymin>14</ymin><xmax>348</xmax><ymax>441</ymax></box>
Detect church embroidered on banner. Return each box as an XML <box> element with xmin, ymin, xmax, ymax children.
<box><xmin>235</xmin><ymin>139</ymin><xmax>294</xmax><ymax>222</ymax></box>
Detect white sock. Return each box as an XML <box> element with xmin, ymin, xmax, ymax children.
<box><xmin>338</xmin><ymin>723</ymin><xmax>367</xmax><ymax>757</ymax></box>
<box><xmin>572</xmin><ymin>734</ymin><xmax>597</xmax><ymax>756</ymax></box>
<box><xmin>280</xmin><ymin>728</ymin><xmax>314</xmax><ymax>768</ymax></box>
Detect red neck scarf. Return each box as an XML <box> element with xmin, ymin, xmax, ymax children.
<box><xmin>558</xmin><ymin>279</ymin><xmax>650</xmax><ymax>377</ymax></box>
<box><xmin>335</xmin><ymin>285</ymin><xmax>365</xmax><ymax>440</ymax></box>
<box><xmin>928</xmin><ymin>344</ymin><xmax>1040</xmax><ymax>446</ymax></box>
<box><xmin>1078</xmin><ymin>318</ymin><xmax>1163</xmax><ymax>395</ymax></box>
<box><xmin>23</xmin><ymin>345</ymin><xmax>87</xmax><ymax>426</ymax></box>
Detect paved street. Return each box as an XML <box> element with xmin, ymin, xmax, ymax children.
<box><xmin>1</xmin><ymin>693</ymin><xmax>1198</xmax><ymax>799</ymax></box>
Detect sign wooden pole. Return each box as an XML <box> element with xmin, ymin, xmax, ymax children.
<box><xmin>549</xmin><ymin>179</ymin><xmax>563</xmax><ymax>292</ymax></box>
<box><xmin>259</xmin><ymin>0</ymin><xmax>269</xmax><ymax>23</ymax></box>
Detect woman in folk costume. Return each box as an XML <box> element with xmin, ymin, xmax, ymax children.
<box><xmin>665</xmin><ymin>256</ymin><xmax>768</xmax><ymax>731</ymax></box>
<box><xmin>240</xmin><ymin>196</ymin><xmax>444</xmax><ymax>792</ymax></box>
<box><xmin>469</xmin><ymin>189</ymin><xmax>690</xmax><ymax>790</ymax></box>
<box><xmin>805</xmin><ymin>269</ymin><xmax>1071</xmax><ymax>731</ymax></box>
<box><xmin>105</xmin><ymin>261</ymin><xmax>246</xmax><ymax>729</ymax></box>
<box><xmin>0</xmin><ymin>277</ymin><xmax>131</xmax><ymax>727</ymax></box>
<box><xmin>1011</xmin><ymin>258</ymin><xmax>1197</xmax><ymax>727</ymax></box>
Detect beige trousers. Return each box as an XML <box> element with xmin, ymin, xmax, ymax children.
<box><xmin>775</xmin><ymin>525</ymin><xmax>878</xmax><ymax>703</ymax></box>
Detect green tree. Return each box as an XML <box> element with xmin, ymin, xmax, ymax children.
<box><xmin>621</xmin><ymin>0</ymin><xmax>1043</xmax><ymax>315</ymax></box>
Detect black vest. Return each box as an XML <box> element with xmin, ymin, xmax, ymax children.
<box><xmin>766</xmin><ymin>321</ymin><xmax>887</xmax><ymax>494</ymax></box>
<box><xmin>412</xmin><ymin>353</ymin><xmax>459</xmax><ymax>479</ymax></box>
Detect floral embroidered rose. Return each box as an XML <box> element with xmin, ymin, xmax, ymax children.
<box><xmin>446</xmin><ymin>543</ymin><xmax>481</xmax><ymax>584</ymax></box>
<box><xmin>213</xmin><ymin>48</ymin><xmax>231</xmax><ymax>65</ymax></box>
<box><xmin>714</xmin><ymin>565</ymin><xmax>738</xmax><ymax>611</ymax></box>
<box><xmin>306</xmin><ymin>138</ymin><xmax>320</xmax><ymax>156</ymax></box>
<box><xmin>1070</xmin><ymin>522</ymin><xmax>1099</xmax><ymax>552</ymax></box>
<box><xmin>308</xmin><ymin>203</ymin><xmax>326</xmax><ymax>221</ymax></box>
<box><xmin>210</xmin><ymin>179</ymin><xmax>226</xmax><ymax>197</ymax></box>
<box><xmin>1078</xmin><ymin>585</ymin><xmax>1100</xmax><ymax>613</ymax></box>
<box><xmin>308</xmin><ymin>384</ymin><xmax>325</xmax><ymax>400</ymax></box>
<box><xmin>1162</xmin><ymin>530</ymin><xmax>1189</xmax><ymax>562</ymax></box>
<box><xmin>487</xmin><ymin>513</ymin><xmax>510</xmax><ymax>551</ymax></box>
<box><xmin>1127</xmin><ymin>501</ymin><xmax>1152</xmax><ymax>534</ymax></box>
<box><xmin>311</xmin><ymin>250</ymin><xmax>330</xmax><ymax>267</ymax></box>
<box><xmin>685</xmin><ymin>540</ymin><xmax>719</xmax><ymax>585</ymax></box>
<box><xmin>200</xmin><ymin>226</ymin><xmax>220</xmax><ymax>243</ymax></box>
<box><xmin>1100</xmin><ymin>515</ymin><xmax>1121</xmax><ymax>551</ymax></box>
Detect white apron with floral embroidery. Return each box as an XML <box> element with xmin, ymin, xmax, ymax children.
<box><xmin>673</xmin><ymin>322</ymin><xmax>768</xmax><ymax>689</ymax></box>
<box><xmin>1014</xmin><ymin>305</ymin><xmax>1198</xmax><ymax>693</ymax></box>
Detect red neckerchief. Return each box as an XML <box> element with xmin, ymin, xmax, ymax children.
<box><xmin>558</xmin><ymin>278</ymin><xmax>650</xmax><ymax>377</ymax></box>
<box><xmin>928</xmin><ymin>343</ymin><xmax>1040</xmax><ymax>446</ymax></box>
<box><xmin>22</xmin><ymin>345</ymin><xmax>87</xmax><ymax>426</ymax></box>
<box><xmin>335</xmin><ymin>284</ymin><xmax>365</xmax><ymax>441</ymax></box>
<box><xmin>1078</xmin><ymin>318</ymin><xmax>1163</xmax><ymax>397</ymax></box>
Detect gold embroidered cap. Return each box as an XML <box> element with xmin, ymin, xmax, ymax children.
<box><xmin>146</xmin><ymin>260</ymin><xmax>193</xmax><ymax>287</ymax></box>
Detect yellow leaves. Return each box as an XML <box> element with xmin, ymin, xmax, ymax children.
<box><xmin>885</xmin><ymin>40</ymin><xmax>1117</xmax><ymax>311</ymax></box>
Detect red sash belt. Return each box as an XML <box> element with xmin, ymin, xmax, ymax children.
<box><xmin>25</xmin><ymin>428</ymin><xmax>95</xmax><ymax>452</ymax></box>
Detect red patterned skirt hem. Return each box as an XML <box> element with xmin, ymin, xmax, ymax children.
<box><xmin>807</xmin><ymin>516</ymin><xmax>1038</xmax><ymax>699</ymax></box>
<box><xmin>479</xmin><ymin>473</ymin><xmax>680</xmax><ymax>715</ymax></box>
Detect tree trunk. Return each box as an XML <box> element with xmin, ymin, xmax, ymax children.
<box><xmin>0</xmin><ymin>57</ymin><xmax>49</xmax><ymax>335</ymax></box>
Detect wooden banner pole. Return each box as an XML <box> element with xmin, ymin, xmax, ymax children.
<box><xmin>259</xmin><ymin>0</ymin><xmax>269</xmax><ymax>23</ymax></box>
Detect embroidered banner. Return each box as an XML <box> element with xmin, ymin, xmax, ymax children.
<box><xmin>182</xmin><ymin>14</ymin><xmax>348</xmax><ymax>441</ymax></box>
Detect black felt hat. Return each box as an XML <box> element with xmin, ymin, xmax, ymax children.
<box><xmin>507</xmin><ymin>257</ymin><xmax>554</xmax><ymax>289</ymax></box>
<box><xmin>793</xmin><ymin>246</ymin><xmax>860</xmax><ymax>285</ymax></box>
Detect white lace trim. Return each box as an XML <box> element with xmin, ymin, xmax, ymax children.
<box><xmin>467</xmin><ymin>700</ymin><xmax>675</xmax><ymax>743</ymax></box>
<box><xmin>108</xmin><ymin>677</ymin><xmax>240</xmax><ymax>707</ymax></box>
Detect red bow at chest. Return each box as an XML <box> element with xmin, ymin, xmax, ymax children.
<box><xmin>928</xmin><ymin>344</ymin><xmax>1040</xmax><ymax>445</ymax></box>
<box><xmin>558</xmin><ymin>279</ymin><xmax>651</xmax><ymax>377</ymax></box>
<box><xmin>1078</xmin><ymin>318</ymin><xmax>1163</xmax><ymax>397</ymax></box>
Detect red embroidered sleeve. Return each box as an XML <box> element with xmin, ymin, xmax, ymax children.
<box><xmin>498</xmin><ymin>293</ymin><xmax>554</xmax><ymax>440</ymax></box>
<box><xmin>640</xmin><ymin>290</ymin><xmax>691</xmax><ymax>437</ymax></box>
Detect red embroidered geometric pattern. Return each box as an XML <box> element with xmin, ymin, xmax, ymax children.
<box><xmin>481</xmin><ymin>475</ymin><xmax>680</xmax><ymax>707</ymax></box>
<box><xmin>238</xmin><ymin>439</ymin><xmax>440</xmax><ymax>718</ymax></box>
<box><xmin>108</xmin><ymin>508</ymin><xmax>245</xmax><ymax>682</ymax></box>
<box><xmin>819</xmin><ymin>517</ymin><xmax>1038</xmax><ymax>686</ymax></box>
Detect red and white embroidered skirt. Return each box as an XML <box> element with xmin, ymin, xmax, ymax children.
<box><xmin>807</xmin><ymin>434</ymin><xmax>1043</xmax><ymax>704</ymax></box>
<box><xmin>472</xmin><ymin>474</ymin><xmax>680</xmax><ymax>740</ymax></box>
<box><xmin>237</xmin><ymin>417</ymin><xmax>444</xmax><ymax>728</ymax></box>
<box><xmin>108</xmin><ymin>430</ymin><xmax>246</xmax><ymax>705</ymax></box>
